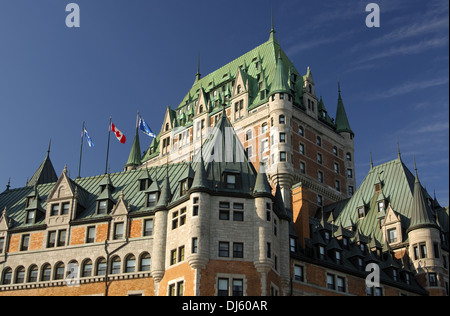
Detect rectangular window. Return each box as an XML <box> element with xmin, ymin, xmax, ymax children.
<box><xmin>226</xmin><ymin>174</ymin><xmax>237</xmax><ymax>189</ymax></box>
<box><xmin>170</xmin><ymin>249</ymin><xmax>177</xmax><ymax>265</ymax></box>
<box><xmin>388</xmin><ymin>229</ymin><xmax>398</xmax><ymax>243</ymax></box>
<box><xmin>318</xmin><ymin>171</ymin><xmax>323</xmax><ymax>183</ymax></box>
<box><xmin>178</xmin><ymin>246</ymin><xmax>185</xmax><ymax>262</ymax></box>
<box><xmin>327</xmin><ymin>274</ymin><xmax>336</xmax><ymax>290</ymax></box>
<box><xmin>86</xmin><ymin>226</ymin><xmax>96</xmax><ymax>243</ymax></box>
<box><xmin>433</xmin><ymin>242</ymin><xmax>440</xmax><ymax>258</ymax></box>
<box><xmin>347</xmin><ymin>169</ymin><xmax>353</xmax><ymax>179</ymax></box>
<box><xmin>300</xmin><ymin>162</ymin><xmax>306</xmax><ymax>174</ymax></box>
<box><xmin>51</xmin><ymin>204</ymin><xmax>59</xmax><ymax>216</ymax></box>
<box><xmin>98</xmin><ymin>200</ymin><xmax>107</xmax><ymax>214</ymax></box>
<box><xmin>57</xmin><ymin>230</ymin><xmax>66</xmax><ymax>247</ymax></box>
<box><xmin>147</xmin><ymin>193</ymin><xmax>157</xmax><ymax>208</ymax></box>
<box><xmin>233</xmin><ymin>243</ymin><xmax>244</xmax><ymax>258</ymax></box>
<box><xmin>294</xmin><ymin>265</ymin><xmax>304</xmax><ymax>282</ymax></box>
<box><xmin>61</xmin><ymin>202</ymin><xmax>70</xmax><ymax>215</ymax></box>
<box><xmin>267</xmin><ymin>242</ymin><xmax>271</xmax><ymax>258</ymax></box>
<box><xmin>144</xmin><ymin>219</ymin><xmax>153</xmax><ymax>236</ymax></box>
<box><xmin>280</xmin><ymin>152</ymin><xmax>287</xmax><ymax>162</ymax></box>
<box><xmin>317</xmin><ymin>153</ymin><xmax>322</xmax><ymax>164</ymax></box>
<box><xmin>0</xmin><ymin>237</ymin><xmax>4</xmax><ymax>253</ymax></box>
<box><xmin>218</xmin><ymin>278</ymin><xmax>229</xmax><ymax>296</ymax></box>
<box><xmin>26</xmin><ymin>210</ymin><xmax>35</xmax><ymax>225</ymax></box>
<box><xmin>413</xmin><ymin>245</ymin><xmax>419</xmax><ymax>260</ymax></box>
<box><xmin>47</xmin><ymin>231</ymin><xmax>56</xmax><ymax>248</ymax></box>
<box><xmin>114</xmin><ymin>222</ymin><xmax>124</xmax><ymax>240</ymax></box>
<box><xmin>429</xmin><ymin>273</ymin><xmax>438</xmax><ymax>287</ymax></box>
<box><xmin>335</xmin><ymin>180</ymin><xmax>341</xmax><ymax>192</ymax></box>
<box><xmin>334</xmin><ymin>163</ymin><xmax>339</xmax><ymax>174</ymax></box>
<box><xmin>232</xmin><ymin>279</ymin><xmax>244</xmax><ymax>296</ymax></box>
<box><xmin>299</xmin><ymin>143</ymin><xmax>305</xmax><ymax>155</ymax></box>
<box><xmin>219</xmin><ymin>242</ymin><xmax>230</xmax><ymax>257</ymax></box>
<box><xmin>192</xmin><ymin>238</ymin><xmax>198</xmax><ymax>254</ymax></box>
<box><xmin>21</xmin><ymin>235</ymin><xmax>30</xmax><ymax>251</ymax></box>
<box><xmin>420</xmin><ymin>243</ymin><xmax>427</xmax><ymax>258</ymax></box>
<box><xmin>337</xmin><ymin>276</ymin><xmax>346</xmax><ymax>292</ymax></box>
<box><xmin>279</xmin><ymin>133</ymin><xmax>286</xmax><ymax>143</ymax></box>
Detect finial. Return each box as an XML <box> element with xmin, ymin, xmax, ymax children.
<box><xmin>6</xmin><ymin>178</ymin><xmax>11</xmax><ymax>191</ymax></box>
<box><xmin>195</xmin><ymin>52</ymin><xmax>201</xmax><ymax>81</ymax></box>
<box><xmin>397</xmin><ymin>138</ymin><xmax>401</xmax><ymax>160</ymax></box>
<box><xmin>338</xmin><ymin>80</ymin><xmax>341</xmax><ymax>94</ymax></box>
<box><xmin>270</xmin><ymin>6</ymin><xmax>275</xmax><ymax>33</ymax></box>
<box><xmin>63</xmin><ymin>164</ymin><xmax>68</xmax><ymax>175</ymax></box>
<box><xmin>370</xmin><ymin>151</ymin><xmax>374</xmax><ymax>169</ymax></box>
<box><xmin>414</xmin><ymin>156</ymin><xmax>418</xmax><ymax>179</ymax></box>
<box><xmin>47</xmin><ymin>138</ymin><xmax>52</xmax><ymax>157</ymax></box>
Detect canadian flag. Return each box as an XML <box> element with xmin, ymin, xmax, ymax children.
<box><xmin>111</xmin><ymin>122</ymin><xmax>126</xmax><ymax>144</ymax></box>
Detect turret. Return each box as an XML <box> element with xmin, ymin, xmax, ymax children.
<box><xmin>151</xmin><ymin>168</ymin><xmax>171</xmax><ymax>287</ymax></box>
<box><xmin>407</xmin><ymin>159</ymin><xmax>444</xmax><ymax>294</ymax></box>
<box><xmin>187</xmin><ymin>151</ymin><xmax>211</xmax><ymax>270</ymax></box>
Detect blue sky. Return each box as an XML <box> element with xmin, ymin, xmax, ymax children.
<box><xmin>0</xmin><ymin>0</ymin><xmax>448</xmax><ymax>205</ymax></box>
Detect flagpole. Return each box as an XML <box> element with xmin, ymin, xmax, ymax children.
<box><xmin>105</xmin><ymin>116</ymin><xmax>112</xmax><ymax>174</ymax></box>
<box><xmin>77</xmin><ymin>121</ymin><xmax>85</xmax><ymax>179</ymax></box>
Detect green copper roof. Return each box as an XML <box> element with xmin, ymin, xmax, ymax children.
<box><xmin>408</xmin><ymin>165</ymin><xmax>438</xmax><ymax>232</ymax></box>
<box><xmin>27</xmin><ymin>149</ymin><xmax>58</xmax><ymax>187</ymax></box>
<box><xmin>253</xmin><ymin>162</ymin><xmax>272</xmax><ymax>197</ymax></box>
<box><xmin>335</xmin><ymin>89</ymin><xmax>353</xmax><ymax>135</ymax></box>
<box><xmin>269</xmin><ymin>51</ymin><xmax>290</xmax><ymax>96</ymax></box>
<box><xmin>125</xmin><ymin>128</ymin><xmax>142</xmax><ymax>168</ymax></box>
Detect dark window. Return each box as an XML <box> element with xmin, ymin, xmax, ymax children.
<box><xmin>144</xmin><ymin>219</ymin><xmax>153</xmax><ymax>236</ymax></box>
<box><xmin>61</xmin><ymin>202</ymin><xmax>70</xmax><ymax>215</ymax></box>
<box><xmin>219</xmin><ymin>242</ymin><xmax>230</xmax><ymax>257</ymax></box>
<box><xmin>233</xmin><ymin>243</ymin><xmax>244</xmax><ymax>258</ymax></box>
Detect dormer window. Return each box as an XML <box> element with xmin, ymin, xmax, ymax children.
<box><xmin>388</xmin><ymin>228</ymin><xmax>398</xmax><ymax>243</ymax></box>
<box><xmin>146</xmin><ymin>193</ymin><xmax>158</xmax><ymax>208</ymax></box>
<box><xmin>377</xmin><ymin>200</ymin><xmax>385</xmax><ymax>213</ymax></box>
<box><xmin>226</xmin><ymin>174</ymin><xmax>237</xmax><ymax>189</ymax></box>
<box><xmin>25</xmin><ymin>210</ymin><xmax>36</xmax><ymax>225</ymax></box>
<box><xmin>98</xmin><ymin>200</ymin><xmax>108</xmax><ymax>215</ymax></box>
<box><xmin>357</xmin><ymin>206</ymin><xmax>365</xmax><ymax>219</ymax></box>
<box><xmin>180</xmin><ymin>179</ymin><xmax>189</xmax><ymax>196</ymax></box>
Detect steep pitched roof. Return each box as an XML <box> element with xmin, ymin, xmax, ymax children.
<box><xmin>335</xmin><ymin>86</ymin><xmax>353</xmax><ymax>135</ymax></box>
<box><xmin>407</xmin><ymin>163</ymin><xmax>438</xmax><ymax>233</ymax></box>
<box><xmin>125</xmin><ymin>127</ymin><xmax>142</xmax><ymax>168</ymax></box>
<box><xmin>27</xmin><ymin>147</ymin><xmax>58</xmax><ymax>187</ymax></box>
<box><xmin>334</xmin><ymin>157</ymin><xmax>442</xmax><ymax>242</ymax></box>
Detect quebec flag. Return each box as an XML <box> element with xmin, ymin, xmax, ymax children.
<box><xmin>84</xmin><ymin>128</ymin><xmax>95</xmax><ymax>148</ymax></box>
<box><xmin>139</xmin><ymin>115</ymin><xmax>157</xmax><ymax>138</ymax></box>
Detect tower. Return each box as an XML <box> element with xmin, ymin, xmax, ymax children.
<box><xmin>407</xmin><ymin>160</ymin><xmax>445</xmax><ymax>295</ymax></box>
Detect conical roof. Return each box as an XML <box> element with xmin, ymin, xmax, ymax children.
<box><xmin>335</xmin><ymin>85</ymin><xmax>353</xmax><ymax>135</ymax></box>
<box><xmin>125</xmin><ymin>127</ymin><xmax>142</xmax><ymax>168</ymax></box>
<box><xmin>408</xmin><ymin>163</ymin><xmax>438</xmax><ymax>233</ymax></box>
<box><xmin>253</xmin><ymin>162</ymin><xmax>272</xmax><ymax>197</ymax></box>
<box><xmin>27</xmin><ymin>144</ymin><xmax>58</xmax><ymax>187</ymax></box>
<box><xmin>269</xmin><ymin>51</ymin><xmax>290</xmax><ymax>96</ymax></box>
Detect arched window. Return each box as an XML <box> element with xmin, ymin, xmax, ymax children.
<box><xmin>2</xmin><ymin>268</ymin><xmax>12</xmax><ymax>285</ymax></box>
<box><xmin>110</xmin><ymin>256</ymin><xmax>121</xmax><ymax>275</ymax></box>
<box><xmin>54</xmin><ymin>262</ymin><xmax>65</xmax><ymax>280</ymax></box>
<box><xmin>96</xmin><ymin>257</ymin><xmax>107</xmax><ymax>276</ymax></box>
<box><xmin>199</xmin><ymin>105</ymin><xmax>203</xmax><ymax>113</ymax></box>
<box><xmin>261</xmin><ymin>123</ymin><xmax>268</xmax><ymax>134</ymax></box>
<box><xmin>125</xmin><ymin>254</ymin><xmax>136</xmax><ymax>273</ymax></box>
<box><xmin>237</xmin><ymin>85</ymin><xmax>242</xmax><ymax>94</ymax></box>
<box><xmin>82</xmin><ymin>259</ymin><xmax>93</xmax><ymax>277</ymax></box>
<box><xmin>140</xmin><ymin>252</ymin><xmax>151</xmax><ymax>272</ymax></box>
<box><xmin>15</xmin><ymin>266</ymin><xmax>25</xmax><ymax>284</ymax></box>
<box><xmin>28</xmin><ymin>265</ymin><xmax>38</xmax><ymax>283</ymax></box>
<box><xmin>41</xmin><ymin>264</ymin><xmax>51</xmax><ymax>281</ymax></box>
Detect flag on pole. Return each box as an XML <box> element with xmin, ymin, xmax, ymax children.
<box><xmin>138</xmin><ymin>115</ymin><xmax>156</xmax><ymax>138</ymax></box>
<box><xmin>111</xmin><ymin>122</ymin><xmax>127</xmax><ymax>144</ymax></box>
<box><xmin>83</xmin><ymin>128</ymin><xmax>95</xmax><ymax>148</ymax></box>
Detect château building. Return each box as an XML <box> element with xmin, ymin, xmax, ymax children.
<box><xmin>0</xmin><ymin>24</ymin><xmax>448</xmax><ymax>296</ymax></box>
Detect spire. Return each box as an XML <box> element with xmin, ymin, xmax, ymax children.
<box><xmin>269</xmin><ymin>50</ymin><xmax>290</xmax><ymax>97</ymax></box>
<box><xmin>191</xmin><ymin>148</ymin><xmax>209</xmax><ymax>192</ymax></box>
<box><xmin>335</xmin><ymin>82</ymin><xmax>354</xmax><ymax>135</ymax></box>
<box><xmin>407</xmin><ymin>157</ymin><xmax>438</xmax><ymax>233</ymax></box>
<box><xmin>125</xmin><ymin>120</ymin><xmax>142</xmax><ymax>170</ymax></box>
<box><xmin>195</xmin><ymin>53</ymin><xmax>201</xmax><ymax>82</ymax></box>
<box><xmin>397</xmin><ymin>139</ymin><xmax>402</xmax><ymax>161</ymax></box>
<box><xmin>27</xmin><ymin>141</ymin><xmax>58</xmax><ymax>187</ymax></box>
<box><xmin>253</xmin><ymin>162</ymin><xmax>272</xmax><ymax>197</ymax></box>
<box><xmin>370</xmin><ymin>151</ymin><xmax>374</xmax><ymax>169</ymax></box>
<box><xmin>269</xmin><ymin>6</ymin><xmax>276</xmax><ymax>41</ymax></box>
<box><xmin>155</xmin><ymin>166</ymin><xmax>171</xmax><ymax>211</ymax></box>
